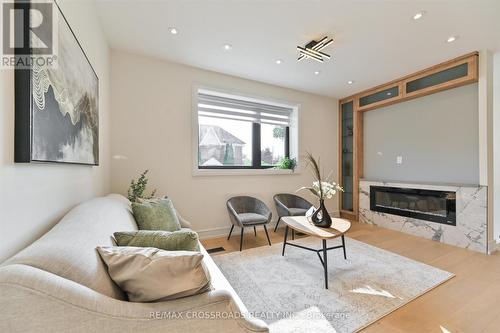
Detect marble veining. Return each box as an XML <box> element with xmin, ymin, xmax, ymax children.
<box><xmin>359</xmin><ymin>180</ymin><xmax>487</xmax><ymax>253</ymax></box>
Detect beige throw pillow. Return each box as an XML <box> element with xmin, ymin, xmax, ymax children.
<box><xmin>96</xmin><ymin>246</ymin><xmax>211</xmax><ymax>302</ymax></box>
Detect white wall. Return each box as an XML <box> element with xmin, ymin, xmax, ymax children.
<box><xmin>363</xmin><ymin>84</ymin><xmax>479</xmax><ymax>184</ymax></box>
<box><xmin>0</xmin><ymin>0</ymin><xmax>111</xmax><ymax>262</ymax></box>
<box><xmin>110</xmin><ymin>51</ymin><xmax>338</xmax><ymax>238</ymax></box>
<box><xmin>477</xmin><ymin>50</ymin><xmax>495</xmax><ymax>252</ymax></box>
<box><xmin>494</xmin><ymin>52</ymin><xmax>500</xmax><ymax>244</ymax></box>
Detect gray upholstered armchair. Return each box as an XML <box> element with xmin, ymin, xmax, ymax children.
<box><xmin>226</xmin><ymin>196</ymin><xmax>272</xmax><ymax>251</ymax></box>
<box><xmin>273</xmin><ymin>193</ymin><xmax>313</xmax><ymax>231</ymax></box>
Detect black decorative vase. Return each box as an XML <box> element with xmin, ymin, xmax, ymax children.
<box><xmin>311</xmin><ymin>199</ymin><xmax>332</xmax><ymax>228</ymax></box>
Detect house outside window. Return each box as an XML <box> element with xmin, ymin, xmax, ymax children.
<box><xmin>199</xmin><ymin>122</ymin><xmax>248</xmax><ymax>166</ymax></box>
<box><xmin>195</xmin><ymin>88</ymin><xmax>298</xmax><ymax>171</ymax></box>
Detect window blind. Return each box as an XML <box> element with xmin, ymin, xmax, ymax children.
<box><xmin>197</xmin><ymin>90</ymin><xmax>293</xmax><ymax>126</ymax></box>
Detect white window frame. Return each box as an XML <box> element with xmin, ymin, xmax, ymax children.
<box><xmin>191</xmin><ymin>84</ymin><xmax>300</xmax><ymax>176</ymax></box>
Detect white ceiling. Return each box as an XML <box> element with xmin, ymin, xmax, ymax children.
<box><xmin>95</xmin><ymin>0</ymin><xmax>500</xmax><ymax>98</ymax></box>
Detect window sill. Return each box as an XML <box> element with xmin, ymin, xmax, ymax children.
<box><xmin>192</xmin><ymin>168</ymin><xmax>299</xmax><ymax>177</ymax></box>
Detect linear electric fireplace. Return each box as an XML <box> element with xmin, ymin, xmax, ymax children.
<box><xmin>370</xmin><ymin>186</ymin><xmax>456</xmax><ymax>226</ymax></box>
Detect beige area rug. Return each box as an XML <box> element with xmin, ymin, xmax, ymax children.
<box><xmin>212</xmin><ymin>236</ymin><xmax>454</xmax><ymax>333</ymax></box>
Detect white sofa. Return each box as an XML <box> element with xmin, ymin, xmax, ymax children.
<box><xmin>0</xmin><ymin>194</ymin><xmax>268</xmax><ymax>332</ymax></box>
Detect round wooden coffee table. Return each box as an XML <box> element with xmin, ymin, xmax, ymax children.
<box><xmin>281</xmin><ymin>216</ymin><xmax>351</xmax><ymax>289</ymax></box>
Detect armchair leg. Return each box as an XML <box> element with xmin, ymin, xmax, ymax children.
<box><xmin>254</xmin><ymin>226</ymin><xmax>257</xmax><ymax>237</ymax></box>
<box><xmin>274</xmin><ymin>217</ymin><xmax>281</xmax><ymax>232</ymax></box>
<box><xmin>240</xmin><ymin>227</ymin><xmax>244</xmax><ymax>251</ymax></box>
<box><xmin>263</xmin><ymin>225</ymin><xmax>271</xmax><ymax>246</ymax></box>
<box><xmin>227</xmin><ymin>225</ymin><xmax>234</xmax><ymax>240</ymax></box>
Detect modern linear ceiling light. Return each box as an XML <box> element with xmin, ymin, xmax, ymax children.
<box><xmin>297</xmin><ymin>36</ymin><xmax>333</xmax><ymax>63</ymax></box>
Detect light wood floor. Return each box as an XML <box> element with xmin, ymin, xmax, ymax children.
<box><xmin>201</xmin><ymin>221</ymin><xmax>500</xmax><ymax>333</ymax></box>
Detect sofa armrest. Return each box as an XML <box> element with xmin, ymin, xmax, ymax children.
<box><xmin>0</xmin><ymin>264</ymin><xmax>268</xmax><ymax>333</ymax></box>
<box><xmin>274</xmin><ymin>199</ymin><xmax>291</xmax><ymax>218</ymax></box>
<box><xmin>226</xmin><ymin>202</ymin><xmax>243</xmax><ymax>227</ymax></box>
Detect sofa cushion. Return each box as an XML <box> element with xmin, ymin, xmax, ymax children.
<box><xmin>3</xmin><ymin>195</ymin><xmax>137</xmax><ymax>300</ymax></box>
<box><xmin>238</xmin><ymin>213</ymin><xmax>268</xmax><ymax>225</ymax></box>
<box><xmin>97</xmin><ymin>246</ymin><xmax>211</xmax><ymax>302</ymax></box>
<box><xmin>132</xmin><ymin>198</ymin><xmax>181</xmax><ymax>231</ymax></box>
<box><xmin>114</xmin><ymin>229</ymin><xmax>200</xmax><ymax>252</ymax></box>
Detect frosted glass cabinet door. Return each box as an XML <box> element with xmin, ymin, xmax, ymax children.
<box><xmin>341</xmin><ymin>101</ymin><xmax>354</xmax><ymax>212</ymax></box>
<box><xmin>359</xmin><ymin>86</ymin><xmax>399</xmax><ymax>107</ymax></box>
<box><xmin>406</xmin><ymin>63</ymin><xmax>468</xmax><ymax>93</ymax></box>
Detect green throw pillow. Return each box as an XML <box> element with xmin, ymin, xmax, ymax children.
<box><xmin>114</xmin><ymin>229</ymin><xmax>200</xmax><ymax>252</ymax></box>
<box><xmin>132</xmin><ymin>198</ymin><xmax>181</xmax><ymax>231</ymax></box>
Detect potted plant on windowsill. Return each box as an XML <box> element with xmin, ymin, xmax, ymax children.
<box><xmin>276</xmin><ymin>156</ymin><xmax>297</xmax><ymax>171</ymax></box>
<box><xmin>298</xmin><ymin>153</ymin><xmax>343</xmax><ymax>228</ymax></box>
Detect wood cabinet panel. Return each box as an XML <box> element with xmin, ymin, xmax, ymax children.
<box><xmin>337</xmin><ymin>52</ymin><xmax>478</xmax><ymax>221</ymax></box>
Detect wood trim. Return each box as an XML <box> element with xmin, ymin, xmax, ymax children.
<box><xmin>357</xmin><ymin>89</ymin><xmax>399</xmax><ymax>112</ymax></box>
<box><xmin>402</xmin><ymin>55</ymin><xmax>478</xmax><ymax>100</ymax></box>
<box><xmin>352</xmin><ymin>104</ymin><xmax>361</xmax><ymax>217</ymax></box>
<box><xmin>338</xmin><ymin>100</ymin><xmax>344</xmax><ymax>213</ymax></box>
<box><xmin>338</xmin><ymin>99</ymin><xmax>355</xmax><ymax>215</ymax></box>
<box><xmin>340</xmin><ymin>51</ymin><xmax>478</xmax><ymax>103</ymax></box>
<box><xmin>340</xmin><ymin>210</ymin><xmax>357</xmax><ymax>221</ymax></box>
<box><xmin>338</xmin><ymin>98</ymin><xmax>361</xmax><ymax>221</ymax></box>
<box><xmin>337</xmin><ymin>52</ymin><xmax>479</xmax><ymax>223</ymax></box>
<box><xmin>355</xmin><ymin>108</ymin><xmax>364</xmax><ymax>179</ymax></box>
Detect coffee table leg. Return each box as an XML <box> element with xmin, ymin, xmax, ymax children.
<box><xmin>341</xmin><ymin>235</ymin><xmax>347</xmax><ymax>260</ymax></box>
<box><xmin>282</xmin><ymin>226</ymin><xmax>289</xmax><ymax>256</ymax></box>
<box><xmin>323</xmin><ymin>239</ymin><xmax>328</xmax><ymax>289</ymax></box>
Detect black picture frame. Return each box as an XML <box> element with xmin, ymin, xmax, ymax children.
<box><xmin>14</xmin><ymin>0</ymin><xmax>99</xmax><ymax>166</ymax></box>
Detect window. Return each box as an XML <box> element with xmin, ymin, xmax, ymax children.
<box><xmin>196</xmin><ymin>89</ymin><xmax>296</xmax><ymax>169</ymax></box>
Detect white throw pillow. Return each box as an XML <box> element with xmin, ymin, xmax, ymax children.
<box><xmin>96</xmin><ymin>246</ymin><xmax>211</xmax><ymax>302</ymax></box>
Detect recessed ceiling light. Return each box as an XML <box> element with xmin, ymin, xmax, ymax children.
<box><xmin>223</xmin><ymin>44</ymin><xmax>232</xmax><ymax>50</ymax></box>
<box><xmin>314</xmin><ymin>70</ymin><xmax>321</xmax><ymax>75</ymax></box>
<box><xmin>347</xmin><ymin>80</ymin><xmax>354</xmax><ymax>85</ymax></box>
<box><xmin>275</xmin><ymin>59</ymin><xmax>283</xmax><ymax>65</ymax></box>
<box><xmin>446</xmin><ymin>36</ymin><xmax>458</xmax><ymax>43</ymax></box>
<box><xmin>168</xmin><ymin>27</ymin><xmax>178</xmax><ymax>35</ymax></box>
<box><xmin>413</xmin><ymin>11</ymin><xmax>425</xmax><ymax>20</ymax></box>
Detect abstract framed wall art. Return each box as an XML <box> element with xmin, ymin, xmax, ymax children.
<box><xmin>14</xmin><ymin>0</ymin><xmax>99</xmax><ymax>165</ymax></box>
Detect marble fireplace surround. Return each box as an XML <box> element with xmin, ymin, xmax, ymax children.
<box><xmin>359</xmin><ymin>179</ymin><xmax>487</xmax><ymax>253</ymax></box>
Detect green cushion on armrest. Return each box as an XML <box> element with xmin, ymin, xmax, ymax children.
<box><xmin>132</xmin><ymin>198</ymin><xmax>181</xmax><ymax>231</ymax></box>
<box><xmin>114</xmin><ymin>229</ymin><xmax>200</xmax><ymax>252</ymax></box>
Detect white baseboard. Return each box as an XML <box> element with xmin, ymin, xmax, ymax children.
<box><xmin>197</xmin><ymin>226</ymin><xmax>231</xmax><ymax>240</ymax></box>
<box><xmin>197</xmin><ymin>223</ymin><xmax>279</xmax><ymax>240</ymax></box>
<box><xmin>197</xmin><ymin>210</ymin><xmax>341</xmax><ymax>240</ymax></box>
